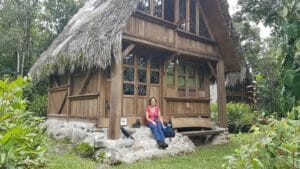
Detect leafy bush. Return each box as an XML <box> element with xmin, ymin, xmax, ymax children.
<box><xmin>74</xmin><ymin>143</ymin><xmax>94</xmax><ymax>158</ymax></box>
<box><xmin>210</xmin><ymin>102</ymin><xmax>257</xmax><ymax>132</ymax></box>
<box><xmin>222</xmin><ymin>117</ymin><xmax>300</xmax><ymax>169</ymax></box>
<box><xmin>28</xmin><ymin>94</ymin><xmax>48</xmax><ymax>117</ymax></box>
<box><xmin>0</xmin><ymin>76</ymin><xmax>47</xmax><ymax>168</ymax></box>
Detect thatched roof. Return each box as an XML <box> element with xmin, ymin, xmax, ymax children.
<box><xmin>29</xmin><ymin>0</ymin><xmax>139</xmax><ymax>80</ymax></box>
<box><xmin>218</xmin><ymin>0</ymin><xmax>248</xmax><ymax>86</ymax></box>
<box><xmin>29</xmin><ymin>0</ymin><xmax>247</xmax><ymax>85</ymax></box>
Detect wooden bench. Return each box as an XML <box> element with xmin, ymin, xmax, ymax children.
<box><xmin>171</xmin><ymin>117</ymin><xmax>224</xmax><ymax>142</ymax></box>
<box><xmin>171</xmin><ymin>117</ymin><xmax>212</xmax><ymax>129</ymax></box>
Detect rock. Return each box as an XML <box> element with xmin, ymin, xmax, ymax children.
<box><xmin>118</xmin><ymin>139</ymin><xmax>134</xmax><ymax>148</ymax></box>
<box><xmin>72</xmin><ymin>129</ymin><xmax>87</xmax><ymax>143</ymax></box>
<box><xmin>101</xmin><ymin>148</ymin><xmax>122</xmax><ymax>165</ymax></box>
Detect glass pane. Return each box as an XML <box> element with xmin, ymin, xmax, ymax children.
<box><xmin>190</xmin><ymin>0</ymin><xmax>196</xmax><ymax>33</ymax></box>
<box><xmin>123</xmin><ymin>53</ymin><xmax>134</xmax><ymax>65</ymax></box>
<box><xmin>123</xmin><ymin>67</ymin><xmax>134</xmax><ymax>81</ymax></box>
<box><xmin>199</xmin><ymin>14</ymin><xmax>211</xmax><ymax>39</ymax></box>
<box><xmin>178</xmin><ymin>64</ymin><xmax>185</xmax><ymax>74</ymax></box>
<box><xmin>123</xmin><ymin>83</ymin><xmax>134</xmax><ymax>95</ymax></box>
<box><xmin>150</xmin><ymin>71</ymin><xmax>160</xmax><ymax>84</ymax></box>
<box><xmin>167</xmin><ymin>74</ymin><xmax>175</xmax><ymax>86</ymax></box>
<box><xmin>178</xmin><ymin>76</ymin><xmax>185</xmax><ymax>87</ymax></box>
<box><xmin>179</xmin><ymin>0</ymin><xmax>186</xmax><ymax>30</ymax></box>
<box><xmin>137</xmin><ymin>56</ymin><xmax>147</xmax><ymax>68</ymax></box>
<box><xmin>186</xmin><ymin>64</ymin><xmax>195</xmax><ymax>76</ymax></box>
<box><xmin>199</xmin><ymin>66</ymin><xmax>205</xmax><ymax>90</ymax></box>
<box><xmin>138</xmin><ymin>69</ymin><xmax>147</xmax><ymax>83</ymax></box>
<box><xmin>188</xmin><ymin>89</ymin><xmax>196</xmax><ymax>97</ymax></box>
<box><xmin>138</xmin><ymin>85</ymin><xmax>147</xmax><ymax>96</ymax></box>
<box><xmin>167</xmin><ymin>62</ymin><xmax>175</xmax><ymax>74</ymax></box>
<box><xmin>188</xmin><ymin>78</ymin><xmax>196</xmax><ymax>88</ymax></box>
<box><xmin>150</xmin><ymin>58</ymin><xmax>160</xmax><ymax>69</ymax></box>
<box><xmin>178</xmin><ymin>88</ymin><xmax>186</xmax><ymax>97</ymax></box>
<box><xmin>164</xmin><ymin>0</ymin><xmax>174</xmax><ymax>22</ymax></box>
<box><xmin>137</xmin><ymin>0</ymin><xmax>150</xmax><ymax>13</ymax></box>
<box><xmin>154</xmin><ymin>0</ymin><xmax>162</xmax><ymax>18</ymax></box>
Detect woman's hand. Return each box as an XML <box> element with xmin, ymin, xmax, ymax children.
<box><xmin>152</xmin><ymin>121</ymin><xmax>157</xmax><ymax>126</ymax></box>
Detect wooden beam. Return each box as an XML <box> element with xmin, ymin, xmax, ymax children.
<box><xmin>207</xmin><ymin>62</ymin><xmax>217</xmax><ymax>79</ymax></box>
<box><xmin>216</xmin><ymin>60</ymin><xmax>227</xmax><ymax>128</ymax></box>
<box><xmin>108</xmin><ymin>56</ymin><xmax>122</xmax><ymax>140</ymax></box>
<box><xmin>122</xmin><ymin>44</ymin><xmax>136</xmax><ymax>58</ymax></box>
<box><xmin>58</xmin><ymin>91</ymin><xmax>68</xmax><ymax>114</ymax></box>
<box><xmin>79</xmin><ymin>70</ymin><xmax>92</xmax><ymax>94</ymax></box>
<box><xmin>186</xmin><ymin>0</ymin><xmax>190</xmax><ymax>32</ymax></box>
<box><xmin>195</xmin><ymin>0</ymin><xmax>200</xmax><ymax>35</ymax></box>
<box><xmin>123</xmin><ymin>34</ymin><xmax>219</xmax><ymax>61</ymax></box>
<box><xmin>174</xmin><ymin>0</ymin><xmax>179</xmax><ymax>24</ymax></box>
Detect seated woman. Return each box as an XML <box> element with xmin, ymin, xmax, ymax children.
<box><xmin>145</xmin><ymin>97</ymin><xmax>168</xmax><ymax>149</ymax></box>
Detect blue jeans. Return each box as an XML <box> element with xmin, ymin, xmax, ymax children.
<box><xmin>147</xmin><ymin>121</ymin><xmax>165</xmax><ymax>142</ymax></box>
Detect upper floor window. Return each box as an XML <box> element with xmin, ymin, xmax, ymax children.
<box><xmin>164</xmin><ymin>0</ymin><xmax>174</xmax><ymax>22</ymax></box>
<box><xmin>137</xmin><ymin>0</ymin><xmax>150</xmax><ymax>14</ymax></box>
<box><xmin>154</xmin><ymin>0</ymin><xmax>163</xmax><ymax>18</ymax></box>
<box><xmin>137</xmin><ymin>0</ymin><xmax>211</xmax><ymax>39</ymax></box>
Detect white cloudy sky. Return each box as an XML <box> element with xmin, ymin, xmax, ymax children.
<box><xmin>228</xmin><ymin>0</ymin><xmax>271</xmax><ymax>39</ymax></box>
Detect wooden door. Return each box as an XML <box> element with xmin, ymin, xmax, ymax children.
<box><xmin>122</xmin><ymin>53</ymin><xmax>162</xmax><ymax>124</ymax></box>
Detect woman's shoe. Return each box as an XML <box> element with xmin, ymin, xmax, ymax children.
<box><xmin>162</xmin><ymin>142</ymin><xmax>168</xmax><ymax>149</ymax></box>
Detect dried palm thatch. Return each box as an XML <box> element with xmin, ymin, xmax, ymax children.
<box><xmin>29</xmin><ymin>0</ymin><xmax>139</xmax><ymax>81</ymax></box>
<box><xmin>218</xmin><ymin>0</ymin><xmax>250</xmax><ymax>86</ymax></box>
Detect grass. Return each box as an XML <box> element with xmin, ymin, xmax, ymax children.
<box><xmin>44</xmin><ymin>134</ymin><xmax>251</xmax><ymax>169</ymax></box>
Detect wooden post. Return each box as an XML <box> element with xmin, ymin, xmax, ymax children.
<box><xmin>66</xmin><ymin>74</ymin><xmax>71</xmax><ymax>121</ymax></box>
<box><xmin>216</xmin><ymin>60</ymin><xmax>227</xmax><ymax>128</ymax></box>
<box><xmin>108</xmin><ymin>56</ymin><xmax>122</xmax><ymax>140</ymax></box>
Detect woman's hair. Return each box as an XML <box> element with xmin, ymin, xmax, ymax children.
<box><xmin>148</xmin><ymin>97</ymin><xmax>157</xmax><ymax>105</ymax></box>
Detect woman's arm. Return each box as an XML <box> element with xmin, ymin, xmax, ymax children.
<box><xmin>158</xmin><ymin>110</ymin><xmax>165</xmax><ymax>127</ymax></box>
<box><xmin>145</xmin><ymin>111</ymin><xmax>156</xmax><ymax>125</ymax></box>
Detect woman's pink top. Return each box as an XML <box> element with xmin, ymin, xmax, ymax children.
<box><xmin>145</xmin><ymin>106</ymin><xmax>160</xmax><ymax>122</ymax></box>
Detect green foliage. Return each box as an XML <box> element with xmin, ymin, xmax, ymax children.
<box><xmin>74</xmin><ymin>143</ymin><xmax>94</xmax><ymax>158</ymax></box>
<box><xmin>0</xmin><ymin>76</ymin><xmax>47</xmax><ymax>168</ymax></box>
<box><xmin>222</xmin><ymin>117</ymin><xmax>300</xmax><ymax>169</ymax></box>
<box><xmin>28</xmin><ymin>94</ymin><xmax>48</xmax><ymax>117</ymax></box>
<box><xmin>235</xmin><ymin>0</ymin><xmax>300</xmax><ymax>116</ymax></box>
<box><xmin>211</xmin><ymin>103</ymin><xmax>257</xmax><ymax>133</ymax></box>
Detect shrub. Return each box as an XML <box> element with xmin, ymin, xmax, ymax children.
<box><xmin>0</xmin><ymin>76</ymin><xmax>47</xmax><ymax>168</ymax></box>
<box><xmin>74</xmin><ymin>143</ymin><xmax>94</xmax><ymax>158</ymax></box>
<box><xmin>222</xmin><ymin>117</ymin><xmax>300</xmax><ymax>169</ymax></box>
<box><xmin>210</xmin><ymin>102</ymin><xmax>257</xmax><ymax>132</ymax></box>
<box><xmin>28</xmin><ymin>94</ymin><xmax>48</xmax><ymax>117</ymax></box>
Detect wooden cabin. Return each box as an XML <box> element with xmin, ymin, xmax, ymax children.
<box><xmin>29</xmin><ymin>0</ymin><xmax>245</xmax><ymax>139</ymax></box>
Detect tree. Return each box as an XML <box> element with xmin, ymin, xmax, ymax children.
<box><xmin>235</xmin><ymin>0</ymin><xmax>300</xmax><ymax>115</ymax></box>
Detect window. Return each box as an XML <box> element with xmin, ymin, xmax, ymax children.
<box><xmin>137</xmin><ymin>0</ymin><xmax>150</xmax><ymax>14</ymax></box>
<box><xmin>199</xmin><ymin>14</ymin><xmax>211</xmax><ymax>39</ymax></box>
<box><xmin>154</xmin><ymin>0</ymin><xmax>163</xmax><ymax>18</ymax></box>
<box><xmin>164</xmin><ymin>0</ymin><xmax>174</xmax><ymax>22</ymax></box>
<box><xmin>190</xmin><ymin>0</ymin><xmax>196</xmax><ymax>33</ymax></box>
<box><xmin>150</xmin><ymin>58</ymin><xmax>160</xmax><ymax>84</ymax></box>
<box><xmin>179</xmin><ymin>0</ymin><xmax>186</xmax><ymax>30</ymax></box>
<box><xmin>123</xmin><ymin>54</ymin><xmax>135</xmax><ymax>95</ymax></box>
<box><xmin>198</xmin><ymin>64</ymin><xmax>206</xmax><ymax>91</ymax></box>
<box><xmin>166</xmin><ymin>62</ymin><xmax>175</xmax><ymax>86</ymax></box>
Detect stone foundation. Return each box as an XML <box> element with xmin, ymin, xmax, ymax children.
<box><xmin>43</xmin><ymin>118</ymin><xmax>195</xmax><ymax>164</ymax></box>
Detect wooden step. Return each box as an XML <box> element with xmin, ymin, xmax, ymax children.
<box><xmin>179</xmin><ymin>129</ymin><xmax>225</xmax><ymax>137</ymax></box>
